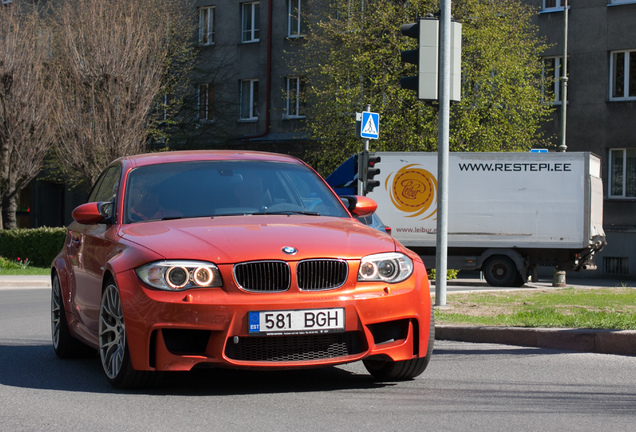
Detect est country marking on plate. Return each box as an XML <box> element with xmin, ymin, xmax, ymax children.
<box><xmin>249</xmin><ymin>308</ymin><xmax>345</xmax><ymax>335</ymax></box>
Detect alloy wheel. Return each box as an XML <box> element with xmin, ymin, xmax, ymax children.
<box><xmin>99</xmin><ymin>283</ymin><xmax>126</xmax><ymax>379</ymax></box>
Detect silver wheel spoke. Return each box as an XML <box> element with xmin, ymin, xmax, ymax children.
<box><xmin>51</xmin><ymin>278</ymin><xmax>61</xmax><ymax>348</ymax></box>
<box><xmin>99</xmin><ymin>284</ymin><xmax>126</xmax><ymax>379</ymax></box>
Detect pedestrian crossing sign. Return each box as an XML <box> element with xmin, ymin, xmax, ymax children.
<box><xmin>360</xmin><ymin>111</ymin><xmax>380</xmax><ymax>140</ymax></box>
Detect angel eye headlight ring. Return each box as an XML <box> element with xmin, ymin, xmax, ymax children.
<box><xmin>135</xmin><ymin>261</ymin><xmax>223</xmax><ymax>291</ymax></box>
<box><xmin>358</xmin><ymin>253</ymin><xmax>413</xmax><ymax>283</ymax></box>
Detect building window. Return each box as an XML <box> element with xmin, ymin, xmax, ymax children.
<box><xmin>603</xmin><ymin>257</ymin><xmax>629</xmax><ymax>275</ymax></box>
<box><xmin>542</xmin><ymin>56</ymin><xmax>563</xmax><ymax>104</ymax></box>
<box><xmin>199</xmin><ymin>6</ymin><xmax>215</xmax><ymax>45</ymax></box>
<box><xmin>285</xmin><ymin>77</ymin><xmax>305</xmax><ymax>118</ymax></box>
<box><xmin>241</xmin><ymin>2</ymin><xmax>260</xmax><ymax>43</ymax></box>
<box><xmin>608</xmin><ymin>148</ymin><xmax>636</xmax><ymax>198</ymax></box>
<box><xmin>240</xmin><ymin>79</ymin><xmax>259</xmax><ymax>120</ymax></box>
<box><xmin>287</xmin><ymin>0</ymin><xmax>305</xmax><ymax>38</ymax></box>
<box><xmin>198</xmin><ymin>84</ymin><xmax>214</xmax><ymax>121</ymax></box>
<box><xmin>610</xmin><ymin>50</ymin><xmax>636</xmax><ymax>101</ymax></box>
<box><xmin>542</xmin><ymin>0</ymin><xmax>566</xmax><ymax>11</ymax></box>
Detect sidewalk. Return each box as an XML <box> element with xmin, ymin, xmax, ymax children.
<box><xmin>1</xmin><ymin>273</ymin><xmax>634</xmax><ymax>357</ymax></box>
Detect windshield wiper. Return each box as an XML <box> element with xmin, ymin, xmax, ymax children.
<box><xmin>252</xmin><ymin>210</ymin><xmax>321</xmax><ymax>216</ymax></box>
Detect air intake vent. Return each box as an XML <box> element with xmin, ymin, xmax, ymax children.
<box><xmin>225</xmin><ymin>332</ymin><xmax>366</xmax><ymax>362</ymax></box>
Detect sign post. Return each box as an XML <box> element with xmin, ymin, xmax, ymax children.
<box><xmin>356</xmin><ymin>107</ymin><xmax>380</xmax><ymax>195</ymax></box>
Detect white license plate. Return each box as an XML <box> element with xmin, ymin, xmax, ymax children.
<box><xmin>248</xmin><ymin>308</ymin><xmax>345</xmax><ymax>335</ymax></box>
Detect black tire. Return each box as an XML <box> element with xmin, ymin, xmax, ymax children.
<box><xmin>51</xmin><ymin>274</ymin><xmax>93</xmax><ymax>358</ymax></box>
<box><xmin>99</xmin><ymin>280</ymin><xmax>156</xmax><ymax>389</ymax></box>
<box><xmin>482</xmin><ymin>256</ymin><xmax>519</xmax><ymax>287</ymax></box>
<box><xmin>364</xmin><ymin>308</ymin><xmax>435</xmax><ymax>381</ymax></box>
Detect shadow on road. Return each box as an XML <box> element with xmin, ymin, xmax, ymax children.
<box><xmin>0</xmin><ymin>342</ymin><xmax>391</xmax><ymax>395</ymax></box>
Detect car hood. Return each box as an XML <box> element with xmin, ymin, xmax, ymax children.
<box><xmin>119</xmin><ymin>215</ymin><xmax>397</xmax><ymax>264</ymax></box>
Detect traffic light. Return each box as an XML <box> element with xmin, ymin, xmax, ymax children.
<box><xmin>366</xmin><ymin>154</ymin><xmax>381</xmax><ymax>194</ymax></box>
<box><xmin>400</xmin><ymin>17</ymin><xmax>439</xmax><ymax>101</ymax></box>
<box><xmin>400</xmin><ymin>17</ymin><xmax>462</xmax><ymax>102</ymax></box>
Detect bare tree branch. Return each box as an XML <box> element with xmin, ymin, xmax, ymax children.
<box><xmin>51</xmin><ymin>0</ymin><xmax>194</xmax><ymax>185</ymax></box>
<box><xmin>0</xmin><ymin>1</ymin><xmax>57</xmax><ymax>229</ymax></box>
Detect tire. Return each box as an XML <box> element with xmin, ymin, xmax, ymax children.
<box><xmin>482</xmin><ymin>256</ymin><xmax>519</xmax><ymax>287</ymax></box>
<box><xmin>51</xmin><ymin>274</ymin><xmax>93</xmax><ymax>358</ymax></box>
<box><xmin>364</xmin><ymin>308</ymin><xmax>435</xmax><ymax>381</ymax></box>
<box><xmin>99</xmin><ymin>280</ymin><xmax>155</xmax><ymax>389</ymax></box>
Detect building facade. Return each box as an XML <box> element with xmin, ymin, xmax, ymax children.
<box><xmin>529</xmin><ymin>0</ymin><xmax>636</xmax><ymax>276</ymax></box>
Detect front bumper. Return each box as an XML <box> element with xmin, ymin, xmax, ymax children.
<box><xmin>116</xmin><ymin>263</ymin><xmax>432</xmax><ymax>372</ymax></box>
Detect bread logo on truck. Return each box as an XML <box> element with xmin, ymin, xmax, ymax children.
<box><xmin>386</xmin><ymin>164</ymin><xmax>437</xmax><ymax>220</ymax></box>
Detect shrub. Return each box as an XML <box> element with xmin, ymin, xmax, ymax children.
<box><xmin>0</xmin><ymin>227</ymin><xmax>66</xmax><ymax>268</ymax></box>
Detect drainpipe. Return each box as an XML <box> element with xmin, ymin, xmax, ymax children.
<box><xmin>244</xmin><ymin>0</ymin><xmax>272</xmax><ymax>142</ymax></box>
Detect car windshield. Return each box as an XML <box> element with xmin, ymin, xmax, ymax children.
<box><xmin>123</xmin><ymin>160</ymin><xmax>350</xmax><ymax>223</ymax></box>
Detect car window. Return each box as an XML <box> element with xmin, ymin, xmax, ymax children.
<box><xmin>123</xmin><ymin>160</ymin><xmax>349</xmax><ymax>223</ymax></box>
<box><xmin>89</xmin><ymin>166</ymin><xmax>121</xmax><ymax>203</ymax></box>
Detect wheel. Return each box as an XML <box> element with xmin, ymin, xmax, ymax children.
<box><xmin>364</xmin><ymin>309</ymin><xmax>435</xmax><ymax>381</ymax></box>
<box><xmin>51</xmin><ymin>274</ymin><xmax>92</xmax><ymax>358</ymax></box>
<box><xmin>482</xmin><ymin>256</ymin><xmax>519</xmax><ymax>287</ymax></box>
<box><xmin>99</xmin><ymin>280</ymin><xmax>155</xmax><ymax>388</ymax></box>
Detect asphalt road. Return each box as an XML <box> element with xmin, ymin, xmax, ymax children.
<box><xmin>1</xmin><ymin>287</ymin><xmax>636</xmax><ymax>431</ymax></box>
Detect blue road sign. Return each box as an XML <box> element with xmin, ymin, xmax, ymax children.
<box><xmin>360</xmin><ymin>112</ymin><xmax>380</xmax><ymax>140</ymax></box>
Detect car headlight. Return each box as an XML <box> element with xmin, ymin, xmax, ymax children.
<box><xmin>136</xmin><ymin>261</ymin><xmax>223</xmax><ymax>291</ymax></box>
<box><xmin>358</xmin><ymin>253</ymin><xmax>413</xmax><ymax>283</ymax></box>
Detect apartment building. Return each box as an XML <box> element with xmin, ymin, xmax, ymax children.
<box><xmin>528</xmin><ymin>0</ymin><xmax>636</xmax><ymax>276</ymax></box>
<box><xmin>189</xmin><ymin>0</ymin><xmax>311</xmax><ymax>155</ymax></box>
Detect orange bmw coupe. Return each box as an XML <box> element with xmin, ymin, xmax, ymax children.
<box><xmin>51</xmin><ymin>151</ymin><xmax>433</xmax><ymax>388</ymax></box>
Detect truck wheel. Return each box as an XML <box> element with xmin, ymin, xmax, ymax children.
<box><xmin>483</xmin><ymin>256</ymin><xmax>519</xmax><ymax>287</ymax></box>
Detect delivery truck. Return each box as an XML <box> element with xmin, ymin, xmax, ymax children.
<box><xmin>327</xmin><ymin>152</ymin><xmax>606</xmax><ymax>287</ymax></box>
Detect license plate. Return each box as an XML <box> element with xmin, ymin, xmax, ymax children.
<box><xmin>248</xmin><ymin>308</ymin><xmax>345</xmax><ymax>335</ymax></box>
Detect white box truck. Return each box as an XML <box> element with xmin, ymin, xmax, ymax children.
<box><xmin>329</xmin><ymin>152</ymin><xmax>606</xmax><ymax>287</ymax></box>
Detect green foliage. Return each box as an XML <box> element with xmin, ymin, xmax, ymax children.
<box><xmin>0</xmin><ymin>256</ymin><xmax>30</xmax><ymax>270</ymax></box>
<box><xmin>0</xmin><ymin>227</ymin><xmax>66</xmax><ymax>268</ymax></box>
<box><xmin>298</xmin><ymin>0</ymin><xmax>554</xmax><ymax>176</ymax></box>
<box><xmin>427</xmin><ymin>268</ymin><xmax>460</xmax><ymax>280</ymax></box>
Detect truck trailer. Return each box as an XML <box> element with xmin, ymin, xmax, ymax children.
<box><xmin>327</xmin><ymin>152</ymin><xmax>606</xmax><ymax>287</ymax></box>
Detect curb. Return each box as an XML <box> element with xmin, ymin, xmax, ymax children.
<box><xmin>0</xmin><ymin>276</ymin><xmax>50</xmax><ymax>289</ymax></box>
<box><xmin>436</xmin><ymin>325</ymin><xmax>636</xmax><ymax>357</ymax></box>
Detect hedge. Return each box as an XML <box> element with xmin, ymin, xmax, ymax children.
<box><xmin>0</xmin><ymin>227</ymin><xmax>67</xmax><ymax>268</ymax></box>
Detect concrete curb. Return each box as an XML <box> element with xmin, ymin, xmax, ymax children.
<box><xmin>436</xmin><ymin>325</ymin><xmax>636</xmax><ymax>356</ymax></box>
<box><xmin>0</xmin><ymin>276</ymin><xmax>51</xmax><ymax>289</ymax></box>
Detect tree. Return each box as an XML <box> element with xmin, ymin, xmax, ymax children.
<box><xmin>0</xmin><ymin>1</ymin><xmax>57</xmax><ymax>230</ymax></box>
<box><xmin>296</xmin><ymin>0</ymin><xmax>554</xmax><ymax>176</ymax></box>
<box><xmin>51</xmin><ymin>0</ymin><xmax>195</xmax><ymax>187</ymax></box>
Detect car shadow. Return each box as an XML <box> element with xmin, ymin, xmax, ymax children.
<box><xmin>0</xmin><ymin>343</ymin><xmax>391</xmax><ymax>395</ymax></box>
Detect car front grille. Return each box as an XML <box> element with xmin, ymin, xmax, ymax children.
<box><xmin>234</xmin><ymin>261</ymin><xmax>291</xmax><ymax>292</ymax></box>
<box><xmin>297</xmin><ymin>259</ymin><xmax>348</xmax><ymax>290</ymax></box>
<box><xmin>234</xmin><ymin>259</ymin><xmax>349</xmax><ymax>292</ymax></box>
<box><xmin>224</xmin><ymin>332</ymin><xmax>366</xmax><ymax>362</ymax></box>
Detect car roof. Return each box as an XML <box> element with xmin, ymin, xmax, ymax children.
<box><xmin>114</xmin><ymin>150</ymin><xmax>304</xmax><ymax>169</ymax></box>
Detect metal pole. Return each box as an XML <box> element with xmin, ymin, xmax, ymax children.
<box><xmin>554</xmin><ymin>0</ymin><xmax>568</xmax><ymax>287</ymax></box>
<box><xmin>559</xmin><ymin>0</ymin><xmax>568</xmax><ymax>153</ymax></box>
<box><xmin>435</xmin><ymin>0</ymin><xmax>451</xmax><ymax>306</ymax></box>
<box><xmin>361</xmin><ymin>104</ymin><xmax>371</xmax><ymax>196</ymax></box>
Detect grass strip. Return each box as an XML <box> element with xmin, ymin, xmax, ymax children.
<box><xmin>434</xmin><ymin>287</ymin><xmax>636</xmax><ymax>330</ymax></box>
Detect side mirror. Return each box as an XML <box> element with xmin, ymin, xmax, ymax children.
<box><xmin>339</xmin><ymin>195</ymin><xmax>377</xmax><ymax>218</ymax></box>
<box><xmin>72</xmin><ymin>202</ymin><xmax>113</xmax><ymax>225</ymax></box>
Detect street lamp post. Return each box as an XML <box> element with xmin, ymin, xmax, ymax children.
<box><xmin>554</xmin><ymin>0</ymin><xmax>569</xmax><ymax>287</ymax></box>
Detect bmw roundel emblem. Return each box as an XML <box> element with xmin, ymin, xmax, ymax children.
<box><xmin>282</xmin><ymin>246</ymin><xmax>297</xmax><ymax>255</ymax></box>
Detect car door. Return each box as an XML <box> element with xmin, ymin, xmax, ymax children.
<box><xmin>69</xmin><ymin>165</ymin><xmax>121</xmax><ymax>340</ymax></box>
